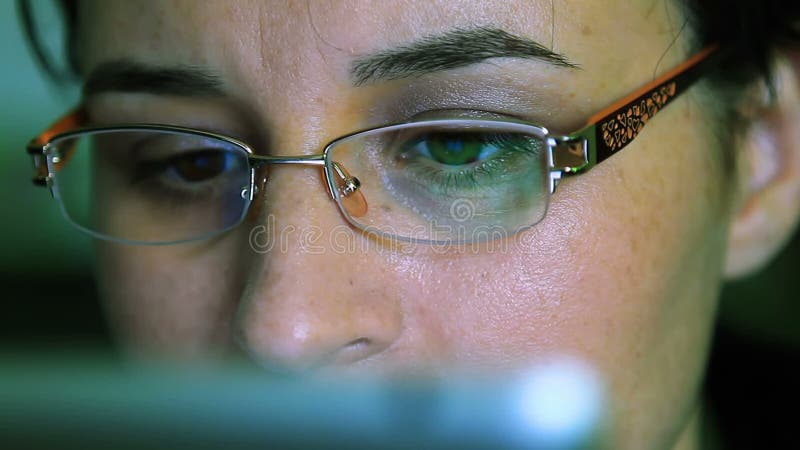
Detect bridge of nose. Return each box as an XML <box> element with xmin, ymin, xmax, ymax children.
<box><xmin>232</xmin><ymin>165</ymin><xmax>404</xmax><ymax>371</ymax></box>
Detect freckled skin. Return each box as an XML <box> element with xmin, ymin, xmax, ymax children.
<box><xmin>83</xmin><ymin>1</ymin><xmax>735</xmax><ymax>449</ymax></box>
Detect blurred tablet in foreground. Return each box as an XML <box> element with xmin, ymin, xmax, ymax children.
<box><xmin>0</xmin><ymin>356</ymin><xmax>606</xmax><ymax>449</ymax></box>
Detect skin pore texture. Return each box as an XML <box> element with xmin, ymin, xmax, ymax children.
<box><xmin>76</xmin><ymin>1</ymin><xmax>766</xmax><ymax>449</ymax></box>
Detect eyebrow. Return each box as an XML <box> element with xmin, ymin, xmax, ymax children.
<box><xmin>83</xmin><ymin>60</ymin><xmax>225</xmax><ymax>96</ymax></box>
<box><xmin>350</xmin><ymin>26</ymin><xmax>577</xmax><ymax>86</ymax></box>
<box><xmin>83</xmin><ymin>27</ymin><xmax>574</xmax><ymax>96</ymax></box>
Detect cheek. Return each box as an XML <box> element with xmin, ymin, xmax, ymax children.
<box><xmin>94</xmin><ymin>230</ymin><xmax>251</xmax><ymax>358</ymax></box>
<box><xmin>394</xmin><ymin>103</ymin><xmax>729</xmax><ymax>445</ymax></box>
<box><xmin>396</xmin><ymin>158</ymin><xmax>724</xmax><ymax>367</ymax></box>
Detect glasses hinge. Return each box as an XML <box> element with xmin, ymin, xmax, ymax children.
<box><xmin>549</xmin><ymin>136</ymin><xmax>590</xmax><ymax>175</ymax></box>
<box><xmin>28</xmin><ymin>143</ymin><xmax>51</xmax><ymax>187</ymax></box>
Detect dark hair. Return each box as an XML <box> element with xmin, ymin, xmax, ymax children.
<box><xmin>18</xmin><ymin>0</ymin><xmax>78</xmax><ymax>83</ymax></box>
<box><xmin>686</xmin><ymin>0</ymin><xmax>800</xmax><ymax>88</ymax></box>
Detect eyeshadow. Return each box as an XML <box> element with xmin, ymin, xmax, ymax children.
<box><xmin>361</xmin><ymin>62</ymin><xmax>567</xmax><ymax>128</ymax></box>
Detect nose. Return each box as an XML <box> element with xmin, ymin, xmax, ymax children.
<box><xmin>233</xmin><ymin>166</ymin><xmax>404</xmax><ymax>372</ymax></box>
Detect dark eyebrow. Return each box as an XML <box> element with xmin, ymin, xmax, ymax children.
<box><xmin>350</xmin><ymin>26</ymin><xmax>577</xmax><ymax>86</ymax></box>
<box><xmin>83</xmin><ymin>60</ymin><xmax>225</xmax><ymax>96</ymax></box>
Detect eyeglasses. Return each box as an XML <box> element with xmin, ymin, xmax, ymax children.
<box><xmin>27</xmin><ymin>45</ymin><xmax>724</xmax><ymax>245</ymax></box>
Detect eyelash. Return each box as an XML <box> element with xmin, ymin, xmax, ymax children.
<box><xmin>391</xmin><ymin>132</ymin><xmax>543</xmax><ymax>195</ymax></box>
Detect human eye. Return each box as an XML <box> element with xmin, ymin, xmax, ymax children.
<box><xmin>135</xmin><ymin>148</ymin><xmax>243</xmax><ymax>189</ymax></box>
<box><xmin>389</xmin><ymin>127</ymin><xmax>545</xmax><ymax>197</ymax></box>
<box><xmin>127</xmin><ymin>134</ymin><xmax>249</xmax><ymax>201</ymax></box>
<box><xmin>89</xmin><ymin>131</ymin><xmax>250</xmax><ymax>206</ymax></box>
<box><xmin>400</xmin><ymin>131</ymin><xmax>503</xmax><ymax>166</ymax></box>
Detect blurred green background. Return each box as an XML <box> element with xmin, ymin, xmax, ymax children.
<box><xmin>1</xmin><ymin>0</ymin><xmax>101</xmax><ymax>347</ymax></box>
<box><xmin>1</xmin><ymin>0</ymin><xmax>87</xmax><ymax>274</ymax></box>
<box><xmin>0</xmin><ymin>0</ymin><xmax>798</xmax><ymax>447</ymax></box>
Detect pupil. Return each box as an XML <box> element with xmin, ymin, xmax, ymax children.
<box><xmin>175</xmin><ymin>151</ymin><xmax>227</xmax><ymax>182</ymax></box>
<box><xmin>428</xmin><ymin>133</ymin><xmax>483</xmax><ymax>165</ymax></box>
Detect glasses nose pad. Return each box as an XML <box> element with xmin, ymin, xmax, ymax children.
<box><xmin>330</xmin><ymin>162</ymin><xmax>367</xmax><ymax>217</ymax></box>
<box><xmin>241</xmin><ymin>185</ymin><xmax>256</xmax><ymax>200</ymax></box>
<box><xmin>241</xmin><ymin>179</ymin><xmax>261</xmax><ymax>200</ymax></box>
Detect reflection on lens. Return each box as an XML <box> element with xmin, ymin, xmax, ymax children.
<box><xmin>49</xmin><ymin>129</ymin><xmax>252</xmax><ymax>244</ymax></box>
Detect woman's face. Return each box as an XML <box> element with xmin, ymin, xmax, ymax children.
<box><xmin>81</xmin><ymin>1</ymin><xmax>734</xmax><ymax>448</ymax></box>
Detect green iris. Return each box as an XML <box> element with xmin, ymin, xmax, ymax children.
<box><xmin>425</xmin><ymin>133</ymin><xmax>487</xmax><ymax>165</ymax></box>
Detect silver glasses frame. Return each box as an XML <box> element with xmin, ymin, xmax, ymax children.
<box><xmin>32</xmin><ymin>119</ymin><xmax>587</xmax><ymax>245</ymax></box>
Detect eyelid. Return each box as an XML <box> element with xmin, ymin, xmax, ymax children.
<box><xmin>408</xmin><ymin>108</ymin><xmax>528</xmax><ymax>122</ymax></box>
<box><xmin>114</xmin><ymin>134</ymin><xmax>232</xmax><ymax>161</ymax></box>
<box><xmin>84</xmin><ymin>98</ymin><xmax>255</xmax><ymax>143</ymax></box>
<box><xmin>369</xmin><ymin>74</ymin><xmax>556</xmax><ymax>125</ymax></box>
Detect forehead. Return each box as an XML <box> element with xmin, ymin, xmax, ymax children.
<box><xmin>76</xmin><ymin>0</ymin><xmax>682</xmax><ymax>137</ymax></box>
<box><xmin>77</xmin><ymin>0</ymin><xmax>665</xmax><ymax>72</ymax></box>
<box><xmin>79</xmin><ymin>0</ymin><xmax>553</xmax><ymax>48</ymax></box>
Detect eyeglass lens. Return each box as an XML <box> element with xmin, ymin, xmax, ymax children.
<box><xmin>49</xmin><ymin>129</ymin><xmax>252</xmax><ymax>244</ymax></box>
<box><xmin>49</xmin><ymin>122</ymin><xmax>551</xmax><ymax>244</ymax></box>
